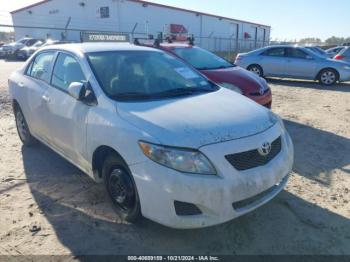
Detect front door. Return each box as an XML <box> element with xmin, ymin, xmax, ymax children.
<box><xmin>43</xmin><ymin>52</ymin><xmax>90</xmax><ymax>166</ymax></box>
<box><xmin>285</xmin><ymin>48</ymin><xmax>317</xmax><ymax>79</ymax></box>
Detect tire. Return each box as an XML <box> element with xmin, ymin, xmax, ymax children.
<box><xmin>318</xmin><ymin>69</ymin><xmax>338</xmax><ymax>85</ymax></box>
<box><xmin>14</xmin><ymin>105</ymin><xmax>37</xmax><ymax>147</ymax></box>
<box><xmin>247</xmin><ymin>64</ymin><xmax>263</xmax><ymax>77</ymax></box>
<box><xmin>102</xmin><ymin>154</ymin><xmax>142</xmax><ymax>222</ymax></box>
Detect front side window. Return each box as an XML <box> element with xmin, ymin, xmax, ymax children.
<box><xmin>286</xmin><ymin>48</ymin><xmax>308</xmax><ymax>59</ymax></box>
<box><xmin>172</xmin><ymin>47</ymin><xmax>233</xmax><ymax>70</ymax></box>
<box><xmin>87</xmin><ymin>51</ymin><xmax>218</xmax><ymax>101</ymax></box>
<box><xmin>262</xmin><ymin>48</ymin><xmax>285</xmax><ymax>57</ymax></box>
<box><xmin>29</xmin><ymin>52</ymin><xmax>55</xmax><ymax>82</ymax></box>
<box><xmin>52</xmin><ymin>53</ymin><xmax>86</xmax><ymax>91</ymax></box>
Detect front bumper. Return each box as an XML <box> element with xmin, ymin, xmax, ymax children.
<box><xmin>130</xmin><ymin>124</ymin><xmax>294</xmax><ymax>229</ymax></box>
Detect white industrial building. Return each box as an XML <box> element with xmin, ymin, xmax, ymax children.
<box><xmin>10</xmin><ymin>0</ymin><xmax>271</xmax><ymax>51</ymax></box>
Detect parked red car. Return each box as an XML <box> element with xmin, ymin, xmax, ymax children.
<box><xmin>151</xmin><ymin>43</ymin><xmax>272</xmax><ymax>108</ymax></box>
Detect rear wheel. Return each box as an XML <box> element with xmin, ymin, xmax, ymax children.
<box><xmin>247</xmin><ymin>64</ymin><xmax>263</xmax><ymax>77</ymax></box>
<box><xmin>102</xmin><ymin>154</ymin><xmax>142</xmax><ymax>222</ymax></box>
<box><xmin>318</xmin><ymin>69</ymin><xmax>338</xmax><ymax>85</ymax></box>
<box><xmin>14</xmin><ymin>105</ymin><xmax>37</xmax><ymax>146</ymax></box>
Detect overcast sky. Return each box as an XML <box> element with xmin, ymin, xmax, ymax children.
<box><xmin>0</xmin><ymin>0</ymin><xmax>349</xmax><ymax>40</ymax></box>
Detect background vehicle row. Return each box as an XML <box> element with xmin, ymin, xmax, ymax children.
<box><xmin>235</xmin><ymin>45</ymin><xmax>350</xmax><ymax>85</ymax></box>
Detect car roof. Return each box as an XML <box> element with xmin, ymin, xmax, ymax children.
<box><xmin>39</xmin><ymin>42</ymin><xmax>161</xmax><ymax>55</ymax></box>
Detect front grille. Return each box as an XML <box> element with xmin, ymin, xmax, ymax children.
<box><xmin>225</xmin><ymin>136</ymin><xmax>282</xmax><ymax>171</ymax></box>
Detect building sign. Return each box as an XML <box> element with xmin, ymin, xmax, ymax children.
<box><xmin>81</xmin><ymin>32</ymin><xmax>129</xmax><ymax>42</ymax></box>
<box><xmin>100</xmin><ymin>6</ymin><xmax>110</xmax><ymax>18</ymax></box>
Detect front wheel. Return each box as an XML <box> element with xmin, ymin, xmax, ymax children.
<box><xmin>102</xmin><ymin>154</ymin><xmax>142</xmax><ymax>223</ymax></box>
<box><xmin>247</xmin><ymin>64</ymin><xmax>263</xmax><ymax>77</ymax></box>
<box><xmin>318</xmin><ymin>69</ymin><xmax>338</xmax><ymax>85</ymax></box>
<box><xmin>14</xmin><ymin>105</ymin><xmax>37</xmax><ymax>146</ymax></box>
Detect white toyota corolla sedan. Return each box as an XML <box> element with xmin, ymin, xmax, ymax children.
<box><xmin>9</xmin><ymin>42</ymin><xmax>294</xmax><ymax>229</ymax></box>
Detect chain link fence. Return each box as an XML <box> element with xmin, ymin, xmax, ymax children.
<box><xmin>0</xmin><ymin>24</ymin><xmax>271</xmax><ymax>61</ymax></box>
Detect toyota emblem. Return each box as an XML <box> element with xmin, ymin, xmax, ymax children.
<box><xmin>258</xmin><ymin>142</ymin><xmax>271</xmax><ymax>156</ymax></box>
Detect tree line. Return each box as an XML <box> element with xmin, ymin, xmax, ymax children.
<box><xmin>299</xmin><ymin>37</ymin><xmax>350</xmax><ymax>45</ymax></box>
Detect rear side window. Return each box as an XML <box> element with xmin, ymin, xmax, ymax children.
<box><xmin>286</xmin><ymin>48</ymin><xmax>308</xmax><ymax>59</ymax></box>
<box><xmin>51</xmin><ymin>53</ymin><xmax>86</xmax><ymax>91</ymax></box>
<box><xmin>28</xmin><ymin>52</ymin><xmax>55</xmax><ymax>82</ymax></box>
<box><xmin>262</xmin><ymin>48</ymin><xmax>285</xmax><ymax>57</ymax></box>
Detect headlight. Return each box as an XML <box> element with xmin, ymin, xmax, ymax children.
<box><xmin>139</xmin><ymin>141</ymin><xmax>216</xmax><ymax>175</ymax></box>
<box><xmin>219</xmin><ymin>83</ymin><xmax>243</xmax><ymax>94</ymax></box>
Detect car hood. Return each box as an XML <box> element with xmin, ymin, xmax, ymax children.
<box><xmin>117</xmin><ymin>88</ymin><xmax>276</xmax><ymax>148</ymax></box>
<box><xmin>200</xmin><ymin>66</ymin><xmax>266</xmax><ymax>95</ymax></box>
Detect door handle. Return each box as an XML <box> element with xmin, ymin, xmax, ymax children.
<box><xmin>18</xmin><ymin>82</ymin><xmax>24</xmax><ymax>87</ymax></box>
<box><xmin>42</xmin><ymin>94</ymin><xmax>51</xmax><ymax>103</ymax></box>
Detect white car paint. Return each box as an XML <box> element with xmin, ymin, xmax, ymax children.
<box><xmin>9</xmin><ymin>43</ymin><xmax>294</xmax><ymax>229</ymax></box>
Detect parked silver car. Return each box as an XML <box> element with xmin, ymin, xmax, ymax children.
<box><xmin>235</xmin><ymin>45</ymin><xmax>350</xmax><ymax>85</ymax></box>
<box><xmin>334</xmin><ymin>47</ymin><xmax>350</xmax><ymax>63</ymax></box>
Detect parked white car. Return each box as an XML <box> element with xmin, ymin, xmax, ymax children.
<box><xmin>9</xmin><ymin>43</ymin><xmax>294</xmax><ymax>229</ymax></box>
<box><xmin>2</xmin><ymin>38</ymin><xmax>39</xmax><ymax>57</ymax></box>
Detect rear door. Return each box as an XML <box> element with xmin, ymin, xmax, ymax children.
<box><xmin>285</xmin><ymin>47</ymin><xmax>317</xmax><ymax>79</ymax></box>
<box><xmin>21</xmin><ymin>51</ymin><xmax>56</xmax><ymax>140</ymax></box>
<box><xmin>259</xmin><ymin>47</ymin><xmax>287</xmax><ymax>76</ymax></box>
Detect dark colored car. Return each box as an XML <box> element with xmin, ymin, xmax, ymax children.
<box><xmin>149</xmin><ymin>43</ymin><xmax>272</xmax><ymax>108</ymax></box>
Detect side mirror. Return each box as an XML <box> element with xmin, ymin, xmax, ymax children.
<box><xmin>68</xmin><ymin>82</ymin><xmax>85</xmax><ymax>100</ymax></box>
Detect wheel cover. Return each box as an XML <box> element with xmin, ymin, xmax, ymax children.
<box><xmin>108</xmin><ymin>168</ymin><xmax>136</xmax><ymax>212</ymax></box>
<box><xmin>250</xmin><ymin>67</ymin><xmax>261</xmax><ymax>76</ymax></box>
<box><xmin>321</xmin><ymin>71</ymin><xmax>336</xmax><ymax>84</ymax></box>
<box><xmin>16</xmin><ymin>111</ymin><xmax>27</xmax><ymax>140</ymax></box>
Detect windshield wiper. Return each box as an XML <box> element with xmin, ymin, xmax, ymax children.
<box><xmin>111</xmin><ymin>92</ymin><xmax>153</xmax><ymax>100</ymax></box>
<box><xmin>153</xmin><ymin>88</ymin><xmax>214</xmax><ymax>98</ymax></box>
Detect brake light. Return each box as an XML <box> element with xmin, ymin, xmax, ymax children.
<box><xmin>334</xmin><ymin>55</ymin><xmax>344</xmax><ymax>60</ymax></box>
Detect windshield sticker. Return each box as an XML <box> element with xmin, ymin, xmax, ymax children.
<box><xmin>174</xmin><ymin>67</ymin><xmax>199</xmax><ymax>79</ymax></box>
